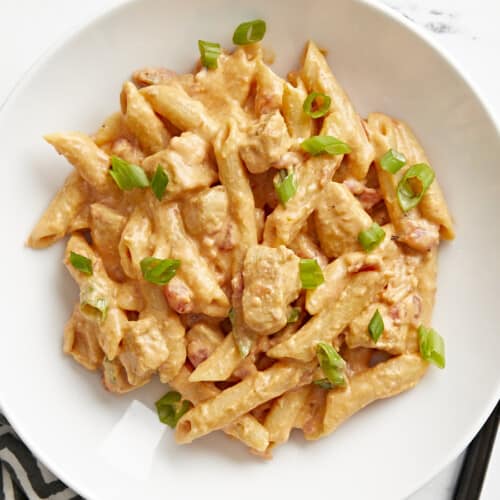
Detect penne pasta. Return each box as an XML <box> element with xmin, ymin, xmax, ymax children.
<box><xmin>264</xmin><ymin>386</ymin><xmax>311</xmax><ymax>446</ymax></box>
<box><xmin>44</xmin><ymin>132</ymin><xmax>111</xmax><ymax>191</ymax></box>
<box><xmin>300</xmin><ymin>41</ymin><xmax>374</xmax><ymax>179</ymax></box>
<box><xmin>28</xmin><ymin>172</ymin><xmax>88</xmax><ymax>248</ymax></box>
<box><xmin>29</xmin><ymin>34</ymin><xmax>453</xmax><ymax>456</ymax></box>
<box><xmin>141</xmin><ymin>83</ymin><xmax>218</xmax><ymax>140</ymax></box>
<box><xmin>176</xmin><ymin>360</ymin><xmax>315</xmax><ymax>444</ymax></box>
<box><xmin>268</xmin><ymin>271</ymin><xmax>386</xmax><ymax>361</ymax></box>
<box><xmin>263</xmin><ymin>112</ymin><xmax>344</xmax><ymax>246</ymax></box>
<box><xmin>188</xmin><ymin>333</ymin><xmax>241</xmax><ymax>382</ymax></box>
<box><xmin>120</xmin><ymin>81</ymin><xmax>170</xmax><ymax>154</ymax></box>
<box><xmin>308</xmin><ymin>354</ymin><xmax>428</xmax><ymax>440</ymax></box>
<box><xmin>170</xmin><ymin>366</ymin><xmax>270</xmax><ymax>452</ymax></box>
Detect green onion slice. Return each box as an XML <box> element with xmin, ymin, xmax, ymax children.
<box><xmin>109</xmin><ymin>156</ymin><xmax>149</xmax><ymax>191</ymax></box>
<box><xmin>418</xmin><ymin>325</ymin><xmax>445</xmax><ymax>369</ymax></box>
<box><xmin>140</xmin><ymin>257</ymin><xmax>180</xmax><ymax>286</ymax></box>
<box><xmin>228</xmin><ymin>307</ymin><xmax>235</xmax><ymax>326</ymax></box>
<box><xmin>151</xmin><ymin>164</ymin><xmax>169</xmax><ymax>201</ymax></box>
<box><xmin>303</xmin><ymin>92</ymin><xmax>331</xmax><ymax>118</ymax></box>
<box><xmin>397</xmin><ymin>163</ymin><xmax>435</xmax><ymax>212</ymax></box>
<box><xmin>69</xmin><ymin>251</ymin><xmax>93</xmax><ymax>275</ymax></box>
<box><xmin>368</xmin><ymin>309</ymin><xmax>384</xmax><ymax>343</ymax></box>
<box><xmin>80</xmin><ymin>284</ymin><xmax>108</xmax><ymax>320</ymax></box>
<box><xmin>287</xmin><ymin>307</ymin><xmax>300</xmax><ymax>324</ymax></box>
<box><xmin>316</xmin><ymin>341</ymin><xmax>346</xmax><ymax>387</ymax></box>
<box><xmin>228</xmin><ymin>307</ymin><xmax>253</xmax><ymax>357</ymax></box>
<box><xmin>301</xmin><ymin>135</ymin><xmax>351</xmax><ymax>156</ymax></box>
<box><xmin>380</xmin><ymin>148</ymin><xmax>407</xmax><ymax>174</ymax></box>
<box><xmin>358</xmin><ymin>222</ymin><xmax>386</xmax><ymax>252</ymax></box>
<box><xmin>274</xmin><ymin>170</ymin><xmax>297</xmax><ymax>205</ymax></box>
<box><xmin>198</xmin><ymin>40</ymin><xmax>222</xmax><ymax>69</ymax></box>
<box><xmin>155</xmin><ymin>391</ymin><xmax>192</xmax><ymax>428</ymax></box>
<box><xmin>313</xmin><ymin>379</ymin><xmax>334</xmax><ymax>390</ymax></box>
<box><xmin>232</xmin><ymin>19</ymin><xmax>266</xmax><ymax>45</ymax></box>
<box><xmin>299</xmin><ymin>259</ymin><xmax>325</xmax><ymax>289</ymax></box>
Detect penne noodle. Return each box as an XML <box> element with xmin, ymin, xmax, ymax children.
<box><xmin>254</xmin><ymin>58</ymin><xmax>285</xmax><ymax>115</ymax></box>
<box><xmin>263</xmin><ymin>112</ymin><xmax>344</xmax><ymax>246</ymax></box>
<box><xmin>63</xmin><ymin>305</ymin><xmax>104</xmax><ymax>371</ymax></box>
<box><xmin>175</xmin><ymin>360</ymin><xmax>315</xmax><ymax>444</ymax></box>
<box><xmin>300</xmin><ymin>41</ymin><xmax>374</xmax><ymax>179</ymax></box>
<box><xmin>120</xmin><ymin>81</ymin><xmax>170</xmax><ymax>154</ymax></box>
<box><xmin>44</xmin><ymin>132</ymin><xmax>111</xmax><ymax>191</ymax></box>
<box><xmin>138</xmin><ymin>282</ymin><xmax>186</xmax><ymax>383</ymax></box>
<box><xmin>170</xmin><ymin>366</ymin><xmax>270</xmax><ymax>452</ymax></box>
<box><xmin>282</xmin><ymin>82</ymin><xmax>314</xmax><ymax>142</ymax></box>
<box><xmin>141</xmin><ymin>83</ymin><xmax>218</xmax><ymax>140</ymax></box>
<box><xmin>264</xmin><ymin>386</ymin><xmax>311</xmax><ymax>446</ymax></box>
<box><xmin>308</xmin><ymin>354</ymin><xmax>428</xmax><ymax>440</ymax></box>
<box><xmin>90</xmin><ymin>203</ymin><xmax>127</xmax><ymax>282</ymax></box>
<box><xmin>158</xmin><ymin>203</ymin><xmax>230</xmax><ymax>318</ymax></box>
<box><xmin>268</xmin><ymin>271</ymin><xmax>386</xmax><ymax>362</ymax></box>
<box><xmin>188</xmin><ymin>333</ymin><xmax>241</xmax><ymax>382</ymax></box>
<box><xmin>368</xmin><ymin>112</ymin><xmax>453</xmax><ymax>251</ymax></box>
<box><xmin>28</xmin><ymin>171</ymin><xmax>88</xmax><ymax>248</ymax></box>
<box><xmin>118</xmin><ymin>205</ymin><xmax>154</xmax><ymax>280</ymax></box>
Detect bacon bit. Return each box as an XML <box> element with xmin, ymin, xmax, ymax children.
<box><xmin>163</xmin><ymin>277</ymin><xmax>194</xmax><ymax>314</ymax></box>
<box><xmin>233</xmin><ymin>358</ymin><xmax>258</xmax><ymax>380</ymax></box>
<box><xmin>389</xmin><ymin>304</ymin><xmax>401</xmax><ymax>322</ymax></box>
<box><xmin>405</xmin><ymin>220</ymin><xmax>440</xmax><ymax>251</ymax></box>
<box><xmin>251</xmin><ymin>400</ymin><xmax>274</xmax><ymax>423</ymax></box>
<box><xmin>132</xmin><ymin>67</ymin><xmax>177</xmax><ymax>87</ymax></box>
<box><xmin>218</xmin><ymin>222</ymin><xmax>237</xmax><ymax>251</ymax></box>
<box><xmin>187</xmin><ymin>345</ymin><xmax>209</xmax><ymax>368</ymax></box>
<box><xmin>343</xmin><ymin>178</ymin><xmax>382</xmax><ymax>210</ymax></box>
<box><xmin>412</xmin><ymin>295</ymin><xmax>423</xmax><ymax>320</ymax></box>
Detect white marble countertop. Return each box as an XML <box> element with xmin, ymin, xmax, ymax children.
<box><xmin>1</xmin><ymin>0</ymin><xmax>498</xmax><ymax>499</ymax></box>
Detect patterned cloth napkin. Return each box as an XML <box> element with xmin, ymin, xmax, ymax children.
<box><xmin>0</xmin><ymin>413</ymin><xmax>81</xmax><ymax>500</ymax></box>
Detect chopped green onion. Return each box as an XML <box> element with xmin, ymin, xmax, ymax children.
<box><xmin>232</xmin><ymin>19</ymin><xmax>266</xmax><ymax>45</ymax></box>
<box><xmin>380</xmin><ymin>148</ymin><xmax>407</xmax><ymax>174</ymax></box>
<box><xmin>397</xmin><ymin>163</ymin><xmax>435</xmax><ymax>212</ymax></box>
<box><xmin>274</xmin><ymin>170</ymin><xmax>297</xmax><ymax>205</ymax></box>
<box><xmin>287</xmin><ymin>307</ymin><xmax>301</xmax><ymax>324</ymax></box>
<box><xmin>80</xmin><ymin>284</ymin><xmax>108</xmax><ymax>320</ymax></box>
<box><xmin>418</xmin><ymin>325</ymin><xmax>445</xmax><ymax>369</ymax></box>
<box><xmin>299</xmin><ymin>259</ymin><xmax>325</xmax><ymax>289</ymax></box>
<box><xmin>69</xmin><ymin>251</ymin><xmax>92</xmax><ymax>275</ymax></box>
<box><xmin>303</xmin><ymin>92</ymin><xmax>331</xmax><ymax>118</ymax></box>
<box><xmin>140</xmin><ymin>257</ymin><xmax>180</xmax><ymax>285</ymax></box>
<box><xmin>301</xmin><ymin>135</ymin><xmax>351</xmax><ymax>156</ymax></box>
<box><xmin>109</xmin><ymin>156</ymin><xmax>149</xmax><ymax>191</ymax></box>
<box><xmin>228</xmin><ymin>307</ymin><xmax>253</xmax><ymax>357</ymax></box>
<box><xmin>155</xmin><ymin>391</ymin><xmax>192</xmax><ymax>428</ymax></box>
<box><xmin>228</xmin><ymin>307</ymin><xmax>235</xmax><ymax>325</ymax></box>
<box><xmin>358</xmin><ymin>222</ymin><xmax>386</xmax><ymax>252</ymax></box>
<box><xmin>313</xmin><ymin>379</ymin><xmax>334</xmax><ymax>390</ymax></box>
<box><xmin>151</xmin><ymin>164</ymin><xmax>169</xmax><ymax>201</ymax></box>
<box><xmin>368</xmin><ymin>309</ymin><xmax>384</xmax><ymax>343</ymax></box>
<box><xmin>198</xmin><ymin>40</ymin><xmax>222</xmax><ymax>69</ymax></box>
<box><xmin>316</xmin><ymin>341</ymin><xmax>346</xmax><ymax>387</ymax></box>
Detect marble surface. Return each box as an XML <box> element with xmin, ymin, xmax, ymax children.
<box><xmin>1</xmin><ymin>0</ymin><xmax>498</xmax><ymax>499</ymax></box>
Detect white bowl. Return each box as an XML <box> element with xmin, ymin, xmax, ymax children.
<box><xmin>1</xmin><ymin>1</ymin><xmax>499</xmax><ymax>499</ymax></box>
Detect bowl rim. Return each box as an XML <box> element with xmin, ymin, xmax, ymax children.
<box><xmin>1</xmin><ymin>1</ymin><xmax>499</xmax><ymax>499</ymax></box>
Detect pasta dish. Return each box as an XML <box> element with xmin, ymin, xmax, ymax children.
<box><xmin>28</xmin><ymin>19</ymin><xmax>454</xmax><ymax>457</ymax></box>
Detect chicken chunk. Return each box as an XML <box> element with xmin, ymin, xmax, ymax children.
<box><xmin>240</xmin><ymin>111</ymin><xmax>292</xmax><ymax>174</ymax></box>
<box><xmin>242</xmin><ymin>245</ymin><xmax>301</xmax><ymax>335</ymax></box>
